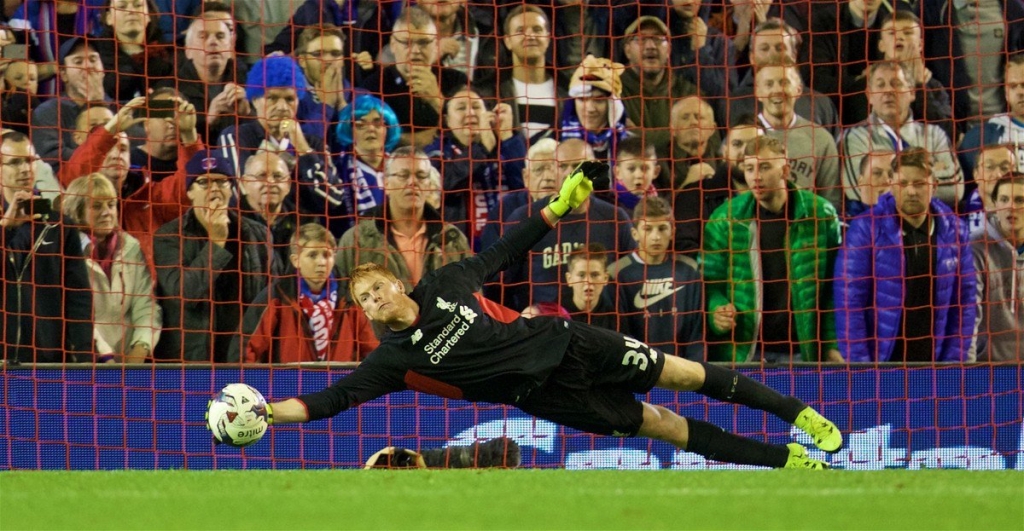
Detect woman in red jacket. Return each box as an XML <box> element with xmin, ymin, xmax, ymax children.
<box><xmin>233</xmin><ymin>223</ymin><xmax>378</xmax><ymax>363</ymax></box>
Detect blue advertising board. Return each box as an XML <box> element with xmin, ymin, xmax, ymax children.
<box><xmin>1</xmin><ymin>366</ymin><xmax>1021</xmax><ymax>470</ymax></box>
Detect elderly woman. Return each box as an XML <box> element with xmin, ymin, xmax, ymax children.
<box><xmin>63</xmin><ymin>173</ymin><xmax>161</xmax><ymax>362</ymax></box>
<box><xmin>333</xmin><ymin>94</ymin><xmax>402</xmax><ymax>218</ymax></box>
<box><xmin>424</xmin><ymin>87</ymin><xmax>526</xmax><ymax>248</ymax></box>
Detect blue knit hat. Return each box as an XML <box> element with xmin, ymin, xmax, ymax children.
<box><xmin>184</xmin><ymin>150</ymin><xmax>235</xmax><ymax>189</ymax></box>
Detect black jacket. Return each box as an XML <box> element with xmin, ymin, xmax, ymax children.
<box><xmin>2</xmin><ymin>214</ymin><xmax>92</xmax><ymax>363</ymax></box>
<box><xmin>153</xmin><ymin>209</ymin><xmax>272</xmax><ymax>361</ymax></box>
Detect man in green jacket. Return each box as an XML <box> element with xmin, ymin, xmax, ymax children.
<box><xmin>703</xmin><ymin>136</ymin><xmax>842</xmax><ymax>363</ymax></box>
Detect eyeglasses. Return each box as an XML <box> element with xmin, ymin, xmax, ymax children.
<box><xmin>392</xmin><ymin>36</ymin><xmax>436</xmax><ymax>50</ymax></box>
<box><xmin>630</xmin><ymin>35</ymin><xmax>668</xmax><ymax>46</ymax></box>
<box><xmin>243</xmin><ymin>172</ymin><xmax>290</xmax><ymax>183</ymax></box>
<box><xmin>193</xmin><ymin>178</ymin><xmax>233</xmax><ymax>190</ymax></box>
<box><xmin>304</xmin><ymin>49</ymin><xmax>344</xmax><ymax>59</ymax></box>
<box><xmin>354</xmin><ymin>118</ymin><xmax>386</xmax><ymax>130</ymax></box>
<box><xmin>386</xmin><ymin>171</ymin><xmax>431</xmax><ymax>183</ymax></box>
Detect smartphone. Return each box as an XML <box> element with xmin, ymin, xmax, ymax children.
<box><xmin>17</xmin><ymin>197</ymin><xmax>52</xmax><ymax>218</ymax></box>
<box><xmin>135</xmin><ymin>99</ymin><xmax>177</xmax><ymax>120</ymax></box>
<box><xmin>2</xmin><ymin>44</ymin><xmax>27</xmax><ymax>60</ymax></box>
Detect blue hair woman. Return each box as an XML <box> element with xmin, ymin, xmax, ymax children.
<box><xmin>333</xmin><ymin>94</ymin><xmax>402</xmax><ymax>216</ymax></box>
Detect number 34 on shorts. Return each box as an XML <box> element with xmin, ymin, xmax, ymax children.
<box><xmin>621</xmin><ymin>336</ymin><xmax>657</xmax><ymax>371</ymax></box>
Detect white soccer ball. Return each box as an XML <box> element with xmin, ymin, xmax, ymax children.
<box><xmin>206</xmin><ymin>383</ymin><xmax>269</xmax><ymax>448</ymax></box>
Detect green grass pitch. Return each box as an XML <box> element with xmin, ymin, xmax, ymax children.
<box><xmin>1</xmin><ymin>470</ymin><xmax>1021</xmax><ymax>530</ymax></box>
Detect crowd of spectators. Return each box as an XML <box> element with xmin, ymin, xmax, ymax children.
<box><xmin>0</xmin><ymin>0</ymin><xmax>1021</xmax><ymax>364</ymax></box>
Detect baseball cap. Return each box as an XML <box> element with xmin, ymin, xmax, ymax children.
<box><xmin>623</xmin><ymin>16</ymin><xmax>670</xmax><ymax>38</ymax></box>
<box><xmin>58</xmin><ymin>36</ymin><xmax>100</xmax><ymax>64</ymax></box>
<box><xmin>184</xmin><ymin>150</ymin><xmax>235</xmax><ymax>189</ymax></box>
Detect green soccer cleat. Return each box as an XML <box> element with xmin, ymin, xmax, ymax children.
<box><xmin>783</xmin><ymin>443</ymin><xmax>829</xmax><ymax>470</ymax></box>
<box><xmin>794</xmin><ymin>407</ymin><xmax>843</xmax><ymax>453</ymax></box>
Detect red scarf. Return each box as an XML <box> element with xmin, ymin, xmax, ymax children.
<box><xmin>90</xmin><ymin>231</ymin><xmax>120</xmax><ymax>280</ymax></box>
<box><xmin>297</xmin><ymin>277</ymin><xmax>338</xmax><ymax>361</ymax></box>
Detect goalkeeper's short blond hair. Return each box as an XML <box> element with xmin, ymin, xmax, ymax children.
<box><xmin>349</xmin><ymin>263</ymin><xmax>402</xmax><ymax>302</ymax></box>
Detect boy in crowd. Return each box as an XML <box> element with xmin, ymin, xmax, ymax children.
<box><xmin>608</xmin><ymin>136</ymin><xmax>661</xmax><ymax>216</ymax></box>
<box><xmin>562</xmin><ymin>244</ymin><xmax>617</xmax><ymax>331</ymax></box>
<box><xmin>609</xmin><ymin>196</ymin><xmax>703</xmax><ymax>360</ymax></box>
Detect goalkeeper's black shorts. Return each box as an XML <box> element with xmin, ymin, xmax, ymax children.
<box><xmin>517</xmin><ymin>321</ymin><xmax>666</xmax><ymax>437</ymax></box>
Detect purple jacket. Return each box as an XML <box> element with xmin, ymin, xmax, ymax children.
<box><xmin>835</xmin><ymin>194</ymin><xmax>977</xmax><ymax>362</ymax></box>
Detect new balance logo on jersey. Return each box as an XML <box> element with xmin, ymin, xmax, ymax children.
<box><xmin>633</xmin><ymin>279</ymin><xmax>685</xmax><ymax>309</ymax></box>
<box><xmin>436</xmin><ymin>297</ymin><xmax>458</xmax><ymax>312</ymax></box>
<box><xmin>411</xmin><ymin>329</ymin><xmax>424</xmax><ymax>345</ymax></box>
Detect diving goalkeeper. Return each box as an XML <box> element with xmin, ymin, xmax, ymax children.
<box><xmin>233</xmin><ymin>158</ymin><xmax>842</xmax><ymax>469</ymax></box>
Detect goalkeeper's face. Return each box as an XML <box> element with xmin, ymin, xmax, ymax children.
<box><xmin>353</xmin><ymin>272</ymin><xmax>413</xmax><ymax>325</ymax></box>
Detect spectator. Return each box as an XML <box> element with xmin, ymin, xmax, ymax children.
<box><xmin>618</xmin><ymin>16</ymin><xmax>699</xmax><ymax>154</ymax></box>
<box><xmin>845</xmin><ymin>150</ymin><xmax>895</xmax><ymax>220</ymax></box>
<box><xmin>238</xmin><ymin>150</ymin><xmax>300</xmax><ymax>276</ymax></box>
<box><xmin>56</xmin><ymin>97</ymin><xmax>203</xmax><ymax>262</ymax></box>
<box><xmin>970</xmin><ymin>172</ymin><xmax>1024</xmax><ymax>361</ymax></box>
<box><xmin>359</xmin><ymin>6</ymin><xmax>469</xmax><ymax>148</ymax></box>
<box><xmin>662</xmin><ymin>95</ymin><xmax>718</xmax><ymax>193</ymax></box>
<box><xmin>264</xmin><ymin>0</ymin><xmax>354</xmax><ymax>57</ymax></box>
<box><xmin>333</xmin><ymin>94</ymin><xmax>402</xmax><ymax>217</ymax></box>
<box><xmin>674</xmin><ymin>115</ymin><xmax>764</xmax><ymax>254</ymax></box>
<box><xmin>841</xmin><ymin>11</ymin><xmax>955</xmax><ymax>141</ymax></box>
<box><xmin>502</xmin><ymin>138</ymin><xmax>635</xmax><ymax>310</ymax></box>
<box><xmin>162</xmin><ymin>7</ymin><xmax>250</xmax><ymax>143</ymax></box>
<box><xmin>70</xmin><ymin>103</ymin><xmax>129</xmax><ymax>187</ymax></box>
<box><xmin>722</xmin><ymin>18</ymin><xmax>839</xmax><ymax>137</ymax></box>
<box><xmin>560</xmin><ymin>55</ymin><xmax>630</xmax><ymax>163</ymax></box>
<box><xmin>233</xmin><ymin>222</ymin><xmax>378</xmax><ymax>363</ymax></box>
<box><xmin>964</xmin><ymin>144</ymin><xmax>1016</xmax><ymax>232</ymax></box>
<box><xmin>393</xmin><ymin>0</ymin><xmax>497</xmax><ymax>87</ymax></box>
<box><xmin>835</xmin><ymin>147</ymin><xmax>976</xmax><ymax>362</ymax></box>
<box><xmin>561</xmin><ymin>243</ymin><xmax>617</xmax><ymax>330</ymax></box>
<box><xmin>30</xmin><ymin>37</ymin><xmax>110</xmax><ymax>173</ymax></box>
<box><xmin>665</xmin><ymin>0</ymin><xmax>737</xmax><ymax>98</ymax></box>
<box><xmin>130</xmin><ymin>87</ymin><xmax>182</xmax><ymax>183</ymax></box>
<box><xmin>488</xmin><ymin>4</ymin><xmax>568</xmax><ymax>144</ymax></box>
<box><xmin>0</xmin><ymin>60</ymin><xmax>41</xmax><ymax>137</ymax></box>
<box><xmin>704</xmin><ymin>136</ymin><xmax>842</xmax><ymax>363</ymax></box>
<box><xmin>230</xmin><ymin>0</ymin><xmax>304</xmax><ymax>65</ymax></box>
<box><xmin>754</xmin><ymin>62</ymin><xmax>841</xmax><ymax>210</ymax></box>
<box><xmin>840</xmin><ymin>61</ymin><xmax>963</xmax><ymax>209</ymax></box>
<box><xmin>8</xmin><ymin>0</ymin><xmax>103</xmax><ymax>97</ymax></box>
<box><xmin>1</xmin><ymin>130</ymin><xmax>92</xmax><ymax>363</ymax></box>
<box><xmin>425</xmin><ymin>88</ymin><xmax>526</xmax><ymax>248</ymax></box>
<box><xmin>293</xmin><ymin>24</ymin><xmax>370</xmax><ymax>144</ymax></box>
<box><xmin>958</xmin><ymin>55</ymin><xmax>1024</xmax><ymax>193</ymax></box>
<box><xmin>62</xmin><ymin>173</ymin><xmax>161</xmax><ymax>363</ymax></box>
<box><xmin>150</xmin><ymin>0</ymin><xmax>201</xmax><ymax>43</ymax></box>
<box><xmin>608</xmin><ymin>195</ymin><xmax>703</xmax><ymax>360</ymax></box>
<box><xmin>153</xmin><ymin>150</ymin><xmax>273</xmax><ymax>362</ymax></box>
<box><xmin>807</xmin><ymin>0</ymin><xmax>909</xmax><ymax>106</ymax></box>
<box><xmin>335</xmin><ymin>147</ymin><xmax>471</xmax><ymax>297</ymax></box>
<box><xmin>939</xmin><ymin>0</ymin><xmax>1024</xmax><ymax>119</ymax></box>
<box><xmin>480</xmin><ymin>138</ymin><xmax>559</xmax><ymax>252</ymax></box>
<box><xmin>608</xmin><ymin>135</ymin><xmax>660</xmax><ymax>216</ymax></box>
<box><xmin>93</xmin><ymin>0</ymin><xmax>173</xmax><ymax>102</ymax></box>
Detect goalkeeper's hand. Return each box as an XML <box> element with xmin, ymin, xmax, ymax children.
<box><xmin>549</xmin><ymin>160</ymin><xmax>606</xmax><ymax>217</ymax></box>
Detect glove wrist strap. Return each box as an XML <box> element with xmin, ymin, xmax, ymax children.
<box><xmin>266</xmin><ymin>403</ymin><xmax>274</xmax><ymax>425</ymax></box>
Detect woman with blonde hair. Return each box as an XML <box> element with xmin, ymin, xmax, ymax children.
<box><xmin>63</xmin><ymin>173</ymin><xmax>161</xmax><ymax>363</ymax></box>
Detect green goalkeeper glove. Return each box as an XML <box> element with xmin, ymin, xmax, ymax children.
<box><xmin>549</xmin><ymin>160</ymin><xmax>606</xmax><ymax>217</ymax></box>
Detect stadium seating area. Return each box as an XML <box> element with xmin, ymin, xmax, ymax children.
<box><xmin>1</xmin><ymin>0</ymin><xmax>1022</xmax><ymax>365</ymax></box>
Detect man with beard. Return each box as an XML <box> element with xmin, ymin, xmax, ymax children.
<box><xmin>31</xmin><ymin>37</ymin><xmax>110</xmax><ymax>173</ymax></box>
<box><xmin>618</xmin><ymin>16</ymin><xmax>699</xmax><ymax>155</ymax></box>
<box><xmin>674</xmin><ymin>114</ymin><xmax>763</xmax><ymax>254</ymax></box>
<box><xmin>835</xmin><ymin>147</ymin><xmax>976</xmax><ymax>362</ymax></box>
<box><xmin>704</xmin><ymin>136</ymin><xmax>842</xmax><ymax>363</ymax></box>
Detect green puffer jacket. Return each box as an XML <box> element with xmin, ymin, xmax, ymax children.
<box><xmin>702</xmin><ymin>185</ymin><xmax>841</xmax><ymax>362</ymax></box>
<box><xmin>335</xmin><ymin>203</ymin><xmax>473</xmax><ymax>299</ymax></box>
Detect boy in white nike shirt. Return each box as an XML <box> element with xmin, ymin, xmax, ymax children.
<box><xmin>608</xmin><ymin>196</ymin><xmax>704</xmax><ymax>359</ymax></box>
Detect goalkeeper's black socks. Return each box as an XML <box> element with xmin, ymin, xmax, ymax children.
<box><xmin>685</xmin><ymin>418</ymin><xmax>788</xmax><ymax>468</ymax></box>
<box><xmin>696</xmin><ymin>362</ymin><xmax>805</xmax><ymax>423</ymax></box>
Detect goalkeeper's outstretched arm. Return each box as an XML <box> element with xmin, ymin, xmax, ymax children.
<box><xmin>265</xmin><ymin>399</ymin><xmax>309</xmax><ymax>424</ymax></box>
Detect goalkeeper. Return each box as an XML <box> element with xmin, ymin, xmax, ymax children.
<box><xmin>243</xmin><ymin>160</ymin><xmax>842</xmax><ymax>469</ymax></box>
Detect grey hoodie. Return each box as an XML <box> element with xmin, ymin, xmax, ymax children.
<box><xmin>970</xmin><ymin>217</ymin><xmax>1024</xmax><ymax>362</ymax></box>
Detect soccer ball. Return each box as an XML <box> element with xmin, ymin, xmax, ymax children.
<box><xmin>206</xmin><ymin>383</ymin><xmax>269</xmax><ymax>448</ymax></box>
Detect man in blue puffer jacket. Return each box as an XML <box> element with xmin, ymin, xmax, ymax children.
<box><xmin>835</xmin><ymin>147</ymin><xmax>976</xmax><ymax>362</ymax></box>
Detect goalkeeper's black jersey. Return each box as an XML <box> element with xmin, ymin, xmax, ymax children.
<box><xmin>300</xmin><ymin>211</ymin><xmax>573</xmax><ymax>421</ymax></box>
